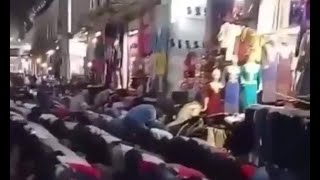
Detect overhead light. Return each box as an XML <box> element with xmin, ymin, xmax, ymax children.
<box><xmin>23</xmin><ymin>43</ymin><xmax>32</xmax><ymax>51</ymax></box>
<box><xmin>48</xmin><ymin>66</ymin><xmax>52</xmax><ymax>71</ymax></box>
<box><xmin>56</xmin><ymin>46</ymin><xmax>60</xmax><ymax>50</ymax></box>
<box><xmin>87</xmin><ymin>62</ymin><xmax>93</xmax><ymax>68</ymax></box>
<box><xmin>92</xmin><ymin>38</ymin><xmax>98</xmax><ymax>44</ymax></box>
<box><xmin>46</xmin><ymin>49</ymin><xmax>55</xmax><ymax>56</ymax></box>
<box><xmin>95</xmin><ymin>31</ymin><xmax>102</xmax><ymax>37</ymax></box>
<box><xmin>17</xmin><ymin>38</ymin><xmax>21</xmax><ymax>42</ymax></box>
<box><xmin>36</xmin><ymin>58</ymin><xmax>42</xmax><ymax>64</ymax></box>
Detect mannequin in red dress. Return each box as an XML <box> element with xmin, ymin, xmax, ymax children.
<box><xmin>202</xmin><ymin>68</ymin><xmax>224</xmax><ymax>116</ymax></box>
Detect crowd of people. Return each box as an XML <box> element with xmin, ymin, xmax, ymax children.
<box><xmin>10</xmin><ymin>76</ymin><xmax>308</xmax><ymax>180</ymax></box>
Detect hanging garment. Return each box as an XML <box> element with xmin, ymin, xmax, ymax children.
<box><xmin>261</xmin><ymin>44</ymin><xmax>279</xmax><ymax>103</ymax></box>
<box><xmin>151</xmin><ymin>26</ymin><xmax>169</xmax><ymax>53</ymax></box>
<box><xmin>223</xmin><ymin>66</ymin><xmax>240</xmax><ymax>114</ymax></box>
<box><xmin>277</xmin><ymin>45</ymin><xmax>293</xmax><ymax>99</ymax></box>
<box><xmin>248</xmin><ymin>35</ymin><xmax>265</xmax><ymax>64</ymax></box>
<box><xmin>205</xmin><ymin>84</ymin><xmax>224</xmax><ymax>115</ymax></box>
<box><xmin>154</xmin><ymin>53</ymin><xmax>167</xmax><ymax>76</ymax></box>
<box><xmin>235</xmin><ymin>28</ymin><xmax>257</xmax><ymax>65</ymax></box>
<box><xmin>218</xmin><ymin>22</ymin><xmax>243</xmax><ymax>61</ymax></box>
<box><xmin>138</xmin><ymin>13</ymin><xmax>153</xmax><ymax>56</ymax></box>
<box><xmin>240</xmin><ymin>63</ymin><xmax>261</xmax><ymax>110</ymax></box>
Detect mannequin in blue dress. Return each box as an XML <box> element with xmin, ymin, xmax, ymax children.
<box><xmin>240</xmin><ymin>60</ymin><xmax>262</xmax><ymax>111</ymax></box>
<box><xmin>222</xmin><ymin>56</ymin><xmax>241</xmax><ymax>114</ymax></box>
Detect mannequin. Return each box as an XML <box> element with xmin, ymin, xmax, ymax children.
<box><xmin>277</xmin><ymin>38</ymin><xmax>293</xmax><ymax>99</ymax></box>
<box><xmin>203</xmin><ymin>68</ymin><xmax>224</xmax><ymax>115</ymax></box>
<box><xmin>240</xmin><ymin>60</ymin><xmax>261</xmax><ymax>111</ymax></box>
<box><xmin>222</xmin><ymin>55</ymin><xmax>240</xmax><ymax>113</ymax></box>
<box><xmin>261</xmin><ymin>36</ymin><xmax>279</xmax><ymax>103</ymax></box>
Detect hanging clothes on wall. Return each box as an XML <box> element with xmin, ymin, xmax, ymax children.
<box><xmin>261</xmin><ymin>40</ymin><xmax>279</xmax><ymax>103</ymax></box>
<box><xmin>277</xmin><ymin>42</ymin><xmax>294</xmax><ymax>100</ymax></box>
<box><xmin>151</xmin><ymin>26</ymin><xmax>169</xmax><ymax>92</ymax></box>
<box><xmin>234</xmin><ymin>28</ymin><xmax>256</xmax><ymax>65</ymax></box>
<box><xmin>138</xmin><ymin>11</ymin><xmax>154</xmax><ymax>57</ymax></box>
<box><xmin>217</xmin><ymin>22</ymin><xmax>243</xmax><ymax>61</ymax></box>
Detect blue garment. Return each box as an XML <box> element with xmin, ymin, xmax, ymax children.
<box><xmin>224</xmin><ymin>81</ymin><xmax>240</xmax><ymax>114</ymax></box>
<box><xmin>240</xmin><ymin>84</ymin><xmax>258</xmax><ymax>110</ymax></box>
<box><xmin>240</xmin><ymin>65</ymin><xmax>261</xmax><ymax>111</ymax></box>
<box><xmin>123</xmin><ymin>104</ymin><xmax>157</xmax><ymax>132</ymax></box>
<box><xmin>151</xmin><ymin>26</ymin><xmax>169</xmax><ymax>53</ymax></box>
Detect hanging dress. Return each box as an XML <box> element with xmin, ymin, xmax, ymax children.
<box><xmin>261</xmin><ymin>43</ymin><xmax>279</xmax><ymax>103</ymax></box>
<box><xmin>277</xmin><ymin>44</ymin><xmax>293</xmax><ymax>99</ymax></box>
<box><xmin>223</xmin><ymin>66</ymin><xmax>240</xmax><ymax>114</ymax></box>
<box><xmin>205</xmin><ymin>83</ymin><xmax>224</xmax><ymax>115</ymax></box>
<box><xmin>240</xmin><ymin>63</ymin><xmax>261</xmax><ymax>111</ymax></box>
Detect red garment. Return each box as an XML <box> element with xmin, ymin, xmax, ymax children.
<box><xmin>205</xmin><ymin>85</ymin><xmax>224</xmax><ymax>115</ymax></box>
<box><xmin>51</xmin><ymin>108</ymin><xmax>70</xmax><ymax>119</ymax></box>
<box><xmin>138</xmin><ymin>161</ymin><xmax>158</xmax><ymax>173</ymax></box>
<box><xmin>68</xmin><ymin>163</ymin><xmax>101</xmax><ymax>179</ymax></box>
<box><xmin>240</xmin><ymin>164</ymin><xmax>256</xmax><ymax>180</ymax></box>
<box><xmin>92</xmin><ymin>59</ymin><xmax>106</xmax><ymax>75</ymax></box>
<box><xmin>168</xmin><ymin>164</ymin><xmax>206</xmax><ymax>179</ymax></box>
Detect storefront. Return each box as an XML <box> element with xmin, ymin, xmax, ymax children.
<box><xmin>197</xmin><ymin>0</ymin><xmax>310</xmax><ymax>114</ymax></box>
